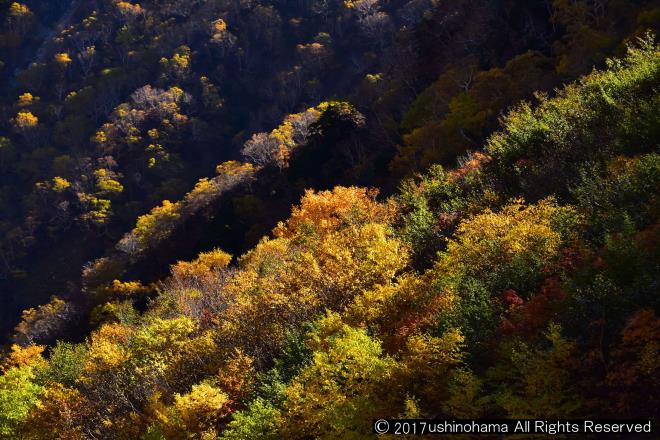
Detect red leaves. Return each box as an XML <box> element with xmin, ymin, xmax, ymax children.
<box><xmin>499</xmin><ymin>318</ymin><xmax>516</xmax><ymax>334</ymax></box>
<box><xmin>634</xmin><ymin>223</ymin><xmax>660</xmax><ymax>255</ymax></box>
<box><xmin>559</xmin><ymin>247</ymin><xmax>586</xmax><ymax>271</ymax></box>
<box><xmin>601</xmin><ymin>309</ymin><xmax>660</xmax><ymax>416</ymax></box>
<box><xmin>513</xmin><ymin>158</ymin><xmax>534</xmax><ymax>172</ymax></box>
<box><xmin>502</xmin><ymin>289</ymin><xmax>523</xmax><ymax>306</ymax></box>
<box><xmin>448</xmin><ymin>151</ymin><xmax>492</xmax><ymax>182</ymax></box>
<box><xmin>389</xmin><ymin>294</ymin><xmax>449</xmax><ymax>352</ymax></box>
<box><xmin>199</xmin><ymin>308</ymin><xmax>214</xmax><ymax>329</ymax></box>
<box><xmin>498</xmin><ymin>278</ymin><xmax>567</xmax><ymax>338</ymax></box>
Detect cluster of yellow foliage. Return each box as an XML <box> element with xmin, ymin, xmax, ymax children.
<box><xmin>12</xmin><ymin>110</ymin><xmax>38</xmax><ymax>131</ymax></box>
<box><xmin>2</xmin><ymin>177</ymin><xmax>651</xmax><ymax>437</ymax></box>
<box><xmin>51</xmin><ymin>176</ymin><xmax>71</xmax><ymax>192</ymax></box>
<box><xmin>133</xmin><ymin>200</ymin><xmax>181</xmax><ymax>247</ymax></box>
<box><xmin>116</xmin><ymin>160</ymin><xmax>254</xmax><ymax>255</ymax></box>
<box><xmin>53</xmin><ymin>52</ymin><xmax>72</xmax><ymax>68</ymax></box>
<box><xmin>115</xmin><ymin>1</ymin><xmax>144</xmax><ymax>19</ymax></box>
<box><xmin>94</xmin><ymin>169</ymin><xmax>124</xmax><ymax>196</ymax></box>
<box><xmin>160</xmin><ymin>47</ymin><xmax>192</xmax><ymax>81</ymax></box>
<box><xmin>17</xmin><ymin>92</ymin><xmax>35</xmax><ymax>107</ymax></box>
<box><xmin>214</xmin><ymin>187</ymin><xmax>407</xmax><ymax>357</ymax></box>
<box><xmin>9</xmin><ymin>2</ymin><xmax>31</xmax><ymax>18</ymax></box>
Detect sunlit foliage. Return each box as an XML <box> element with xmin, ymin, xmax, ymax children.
<box><xmin>0</xmin><ymin>6</ymin><xmax>657</xmax><ymax>439</ymax></box>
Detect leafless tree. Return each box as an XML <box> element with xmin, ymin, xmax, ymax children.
<box><xmin>353</xmin><ymin>0</ymin><xmax>380</xmax><ymax>19</ymax></box>
<box><xmin>359</xmin><ymin>11</ymin><xmax>393</xmax><ymax>48</ymax></box>
<box><xmin>77</xmin><ymin>45</ymin><xmax>96</xmax><ymax>78</ymax></box>
<box><xmin>290</xmin><ymin>109</ymin><xmax>320</xmax><ymax>145</ymax></box>
<box><xmin>241</xmin><ymin>132</ymin><xmax>279</xmax><ymax>166</ymax></box>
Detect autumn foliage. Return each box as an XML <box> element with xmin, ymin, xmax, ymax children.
<box><xmin>0</xmin><ymin>2</ymin><xmax>658</xmax><ymax>439</ymax></box>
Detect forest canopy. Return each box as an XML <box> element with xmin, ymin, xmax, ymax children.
<box><xmin>0</xmin><ymin>0</ymin><xmax>658</xmax><ymax>438</ymax></box>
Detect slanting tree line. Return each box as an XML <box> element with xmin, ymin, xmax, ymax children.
<box><xmin>1</xmin><ymin>0</ymin><xmax>657</xmax><ymax>338</ymax></box>
<box><xmin>0</xmin><ymin>32</ymin><xmax>657</xmax><ymax>439</ymax></box>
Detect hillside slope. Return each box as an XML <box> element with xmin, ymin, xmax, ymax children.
<box><xmin>0</xmin><ymin>36</ymin><xmax>658</xmax><ymax>439</ymax></box>
<box><xmin>1</xmin><ymin>0</ymin><xmax>657</xmax><ymax>341</ymax></box>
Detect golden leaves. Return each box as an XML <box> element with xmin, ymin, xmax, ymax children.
<box><xmin>13</xmin><ymin>110</ymin><xmax>38</xmax><ymax>130</ymax></box>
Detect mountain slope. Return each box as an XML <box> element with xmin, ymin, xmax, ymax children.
<box><xmin>0</xmin><ymin>35</ymin><xmax>658</xmax><ymax>439</ymax></box>
<box><xmin>1</xmin><ymin>0</ymin><xmax>657</xmax><ymax>341</ymax></box>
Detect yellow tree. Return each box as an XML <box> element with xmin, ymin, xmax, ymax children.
<box><xmin>7</xmin><ymin>2</ymin><xmax>34</xmax><ymax>36</ymax></box>
<box><xmin>218</xmin><ymin>187</ymin><xmax>407</xmax><ymax>362</ymax></box>
<box><xmin>434</xmin><ymin>198</ymin><xmax>578</xmax><ymax>294</ymax></box>
<box><xmin>280</xmin><ymin>313</ymin><xmax>398</xmax><ymax>439</ymax></box>
<box><xmin>12</xmin><ymin>110</ymin><xmax>38</xmax><ymax>133</ymax></box>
